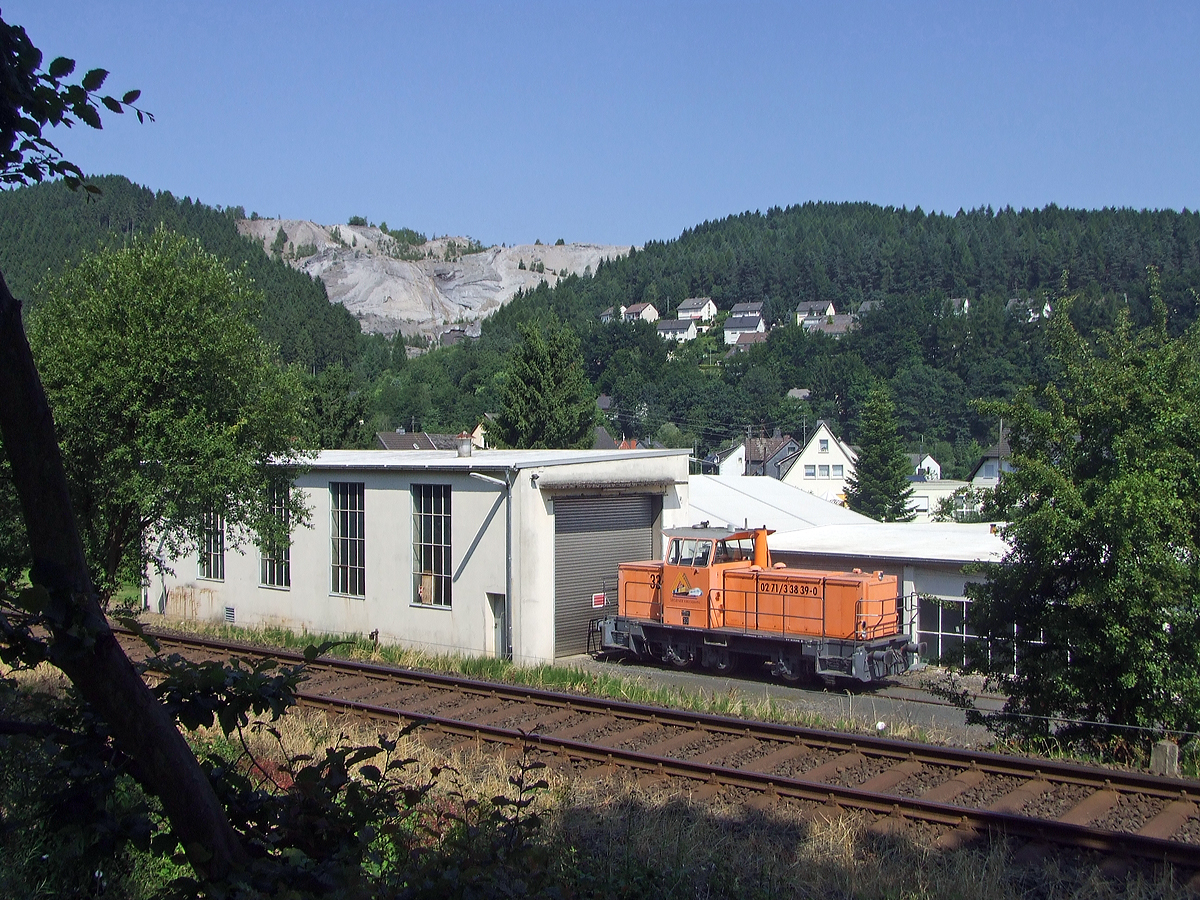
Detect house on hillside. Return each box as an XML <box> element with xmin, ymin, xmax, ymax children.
<box><xmin>779</xmin><ymin>421</ymin><xmax>857</xmax><ymax>501</ymax></box>
<box><xmin>1006</xmin><ymin>296</ymin><xmax>1053</xmax><ymax>322</ymax></box>
<box><xmin>745</xmin><ymin>430</ymin><xmax>801</xmax><ymax>478</ymax></box>
<box><xmin>726</xmin><ymin>331</ymin><xmax>770</xmax><ymax>355</ymax></box>
<box><xmin>622</xmin><ymin>302</ymin><xmax>660</xmax><ymax>324</ymax></box>
<box><xmin>947</xmin><ymin>297</ymin><xmax>971</xmax><ymax>316</ymax></box>
<box><xmin>795</xmin><ymin>300</ymin><xmax>836</xmax><ymax>325</ymax></box>
<box><xmin>657</xmin><ymin>318</ymin><xmax>697</xmax><ymax>342</ymax></box>
<box><xmin>802</xmin><ymin>313</ymin><xmax>855</xmax><ymax>338</ymax></box>
<box><xmin>853</xmin><ymin>299</ymin><xmax>882</xmax><ymax>318</ymax></box>
<box><xmin>599</xmin><ymin>305</ymin><xmax>626</xmax><ymax>324</ymax></box>
<box><xmin>676</xmin><ymin>296</ymin><xmax>718</xmax><ymax>323</ymax></box>
<box><xmin>724</xmin><ymin>312</ymin><xmax>765</xmax><ymax>345</ymax></box>
<box><xmin>729</xmin><ymin>301</ymin><xmax>765</xmax><ymax>317</ymax></box>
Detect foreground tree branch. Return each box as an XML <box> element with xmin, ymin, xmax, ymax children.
<box><xmin>0</xmin><ymin>270</ymin><xmax>247</xmax><ymax>879</ymax></box>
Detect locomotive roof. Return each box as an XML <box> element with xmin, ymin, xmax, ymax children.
<box><xmin>664</xmin><ymin>524</ymin><xmax>774</xmax><ymax>541</ymax></box>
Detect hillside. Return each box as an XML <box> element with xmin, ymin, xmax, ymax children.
<box><xmin>0</xmin><ymin>177</ymin><xmax>361</xmax><ymax>371</ymax></box>
<box><xmin>238</xmin><ymin>218</ymin><xmax>631</xmax><ymax>337</ymax></box>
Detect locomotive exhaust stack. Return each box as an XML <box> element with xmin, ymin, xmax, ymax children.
<box><xmin>593</xmin><ymin>525</ymin><xmax>915</xmax><ymax>684</ymax></box>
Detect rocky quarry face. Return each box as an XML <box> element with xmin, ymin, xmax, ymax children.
<box><xmin>238</xmin><ymin>218</ymin><xmax>632</xmax><ymax>338</ymax></box>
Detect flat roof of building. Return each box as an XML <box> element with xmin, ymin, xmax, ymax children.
<box><xmin>688</xmin><ymin>474</ymin><xmax>871</xmax><ymax>533</ymax></box>
<box><xmin>769</xmin><ymin>522</ymin><xmax>1009</xmax><ymax>566</ymax></box>
<box><xmin>306</xmin><ymin>448</ymin><xmax>688</xmax><ymax>471</ymax></box>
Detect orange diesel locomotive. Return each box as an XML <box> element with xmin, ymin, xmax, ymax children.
<box><xmin>592</xmin><ymin>525</ymin><xmax>917</xmax><ymax>683</ymax></box>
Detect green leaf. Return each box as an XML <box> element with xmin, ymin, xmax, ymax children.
<box><xmin>48</xmin><ymin>56</ymin><xmax>76</xmax><ymax>79</ymax></box>
<box><xmin>16</xmin><ymin>585</ymin><xmax>50</xmax><ymax>613</ymax></box>
<box><xmin>81</xmin><ymin>68</ymin><xmax>109</xmax><ymax>91</ymax></box>
<box><xmin>76</xmin><ymin>104</ymin><xmax>102</xmax><ymax>129</ymax></box>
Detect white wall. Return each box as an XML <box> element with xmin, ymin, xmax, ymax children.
<box><xmin>780</xmin><ymin>423</ymin><xmax>856</xmax><ymax>498</ymax></box>
<box><xmin>152</xmin><ymin>451</ymin><xmax>691</xmax><ymax>665</ymax></box>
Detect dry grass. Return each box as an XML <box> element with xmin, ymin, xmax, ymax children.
<box><xmin>223</xmin><ymin>707</ymin><xmax>1198</xmax><ymax>900</ymax></box>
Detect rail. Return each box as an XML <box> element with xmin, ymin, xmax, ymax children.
<box><xmin>113</xmin><ymin>626</ymin><xmax>1200</xmax><ymax>876</ymax></box>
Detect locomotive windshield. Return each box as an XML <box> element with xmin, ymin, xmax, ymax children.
<box><xmin>668</xmin><ymin>539</ymin><xmax>712</xmax><ymax>567</ymax></box>
<box><xmin>668</xmin><ymin>536</ymin><xmax>756</xmax><ymax>567</ymax></box>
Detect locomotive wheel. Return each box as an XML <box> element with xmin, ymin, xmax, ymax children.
<box><xmin>663</xmin><ymin>645</ymin><xmax>693</xmax><ymax>669</ymax></box>
<box><xmin>711</xmin><ymin>652</ymin><xmax>741</xmax><ymax>674</ymax></box>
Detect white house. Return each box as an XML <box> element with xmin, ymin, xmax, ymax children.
<box><xmin>802</xmin><ymin>314</ymin><xmax>855</xmax><ymax>338</ymax></box>
<box><xmin>795</xmin><ymin>300</ymin><xmax>835</xmax><ymax>324</ymax></box>
<box><xmin>676</xmin><ymin>297</ymin><xmax>718</xmax><ymax>322</ymax></box>
<box><xmin>703</xmin><ymin>442</ymin><xmax>745</xmax><ymax>477</ymax></box>
<box><xmin>905</xmin><ymin>478</ymin><xmax>971</xmax><ymax>522</ymax></box>
<box><xmin>724</xmin><ymin>313</ymin><xmax>765</xmax><ymax>345</ymax></box>
<box><xmin>779</xmin><ymin>421</ymin><xmax>857</xmax><ymax>500</ymax></box>
<box><xmin>149</xmin><ymin>448</ymin><xmax>690</xmax><ymax>664</ymax></box>
<box><xmin>599</xmin><ymin>305</ymin><xmax>625</xmax><ymax>324</ymax></box>
<box><xmin>908</xmin><ymin>453</ymin><xmax>941</xmax><ymax>480</ymax></box>
<box><xmin>729</xmin><ymin>301</ymin><xmax>764</xmax><ymax>317</ymax></box>
<box><xmin>622</xmin><ymin>302</ymin><xmax>660</xmax><ymax>324</ymax></box>
<box><xmin>656</xmin><ymin>318</ymin><xmax>697</xmax><ymax>342</ymax></box>
<box><xmin>969</xmin><ymin>435</ymin><xmax>1013</xmax><ymax>489</ymax></box>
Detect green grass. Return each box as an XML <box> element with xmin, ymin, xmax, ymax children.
<box><xmin>135</xmin><ymin>616</ymin><xmax>918</xmax><ymax>740</ymax></box>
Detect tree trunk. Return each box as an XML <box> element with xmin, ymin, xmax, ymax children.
<box><xmin>0</xmin><ymin>271</ymin><xmax>247</xmax><ymax>880</ymax></box>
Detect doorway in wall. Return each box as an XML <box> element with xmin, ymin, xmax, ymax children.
<box><xmin>487</xmin><ymin>592</ymin><xmax>507</xmax><ymax>659</ymax></box>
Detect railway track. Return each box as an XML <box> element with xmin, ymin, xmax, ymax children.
<box><xmin>119</xmin><ymin>627</ymin><xmax>1200</xmax><ymax>875</ymax></box>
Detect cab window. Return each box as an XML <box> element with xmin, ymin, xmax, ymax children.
<box><xmin>668</xmin><ymin>539</ymin><xmax>713</xmax><ymax>567</ymax></box>
<box><xmin>713</xmin><ymin>538</ymin><xmax>753</xmax><ymax>562</ymax></box>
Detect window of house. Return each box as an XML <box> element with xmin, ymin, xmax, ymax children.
<box><xmin>413</xmin><ymin>484</ymin><xmax>451</xmax><ymax>606</ymax></box>
<box><xmin>198</xmin><ymin>511</ymin><xmax>225</xmax><ymax>580</ymax></box>
<box><xmin>832</xmin><ymin>465</ymin><xmax>843</xmax><ymax>478</ymax></box>
<box><xmin>819</xmin><ymin>439</ymin><xmax>829</xmax><ymax>453</ymax></box>
<box><xmin>331</xmin><ymin>482</ymin><xmax>365</xmax><ymax>596</ymax></box>
<box><xmin>260</xmin><ymin>482</ymin><xmax>291</xmax><ymax>588</ymax></box>
<box><xmin>804</xmin><ymin>465</ymin><xmax>816</xmax><ymax>478</ymax></box>
<box><xmin>818</xmin><ymin>464</ymin><xmax>830</xmax><ymax>478</ymax></box>
<box><xmin>983</xmin><ymin>461</ymin><xmax>997</xmax><ymax>478</ymax></box>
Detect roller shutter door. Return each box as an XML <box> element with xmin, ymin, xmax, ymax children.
<box><xmin>554</xmin><ymin>496</ymin><xmax>654</xmax><ymax>656</ymax></box>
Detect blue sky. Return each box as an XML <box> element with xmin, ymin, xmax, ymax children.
<box><xmin>8</xmin><ymin>1</ymin><xmax>1199</xmax><ymax>246</ymax></box>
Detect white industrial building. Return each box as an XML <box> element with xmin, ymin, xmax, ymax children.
<box><xmin>152</xmin><ymin>448</ymin><xmax>691</xmax><ymax>664</ymax></box>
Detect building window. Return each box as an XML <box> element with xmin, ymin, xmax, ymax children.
<box><xmin>331</xmin><ymin>482</ymin><xmax>365</xmax><ymax>596</ymax></box>
<box><xmin>819</xmin><ymin>439</ymin><xmax>829</xmax><ymax>453</ymax></box>
<box><xmin>260</xmin><ymin>483</ymin><xmax>291</xmax><ymax>588</ymax></box>
<box><xmin>818</xmin><ymin>464</ymin><xmax>830</xmax><ymax>477</ymax></box>
<box><xmin>198</xmin><ymin>511</ymin><xmax>224</xmax><ymax>581</ymax></box>
<box><xmin>804</xmin><ymin>465</ymin><xmax>816</xmax><ymax>478</ymax></box>
<box><xmin>832</xmin><ymin>465</ymin><xmax>843</xmax><ymax>478</ymax></box>
<box><xmin>413</xmin><ymin>484</ymin><xmax>452</xmax><ymax>606</ymax></box>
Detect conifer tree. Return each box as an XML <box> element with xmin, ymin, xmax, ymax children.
<box><xmin>495</xmin><ymin>316</ymin><xmax>596</xmax><ymax>449</ymax></box>
<box><xmin>845</xmin><ymin>384</ymin><xmax>914</xmax><ymax>521</ymax></box>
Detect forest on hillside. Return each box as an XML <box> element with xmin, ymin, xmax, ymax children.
<box><xmin>3</xmin><ymin>180</ymin><xmax>1199</xmax><ymax>473</ymax></box>
<box><xmin>0</xmin><ymin>176</ymin><xmax>361</xmax><ymax>371</ymax></box>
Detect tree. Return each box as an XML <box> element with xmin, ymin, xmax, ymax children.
<box><xmin>306</xmin><ymin>361</ymin><xmax>374</xmax><ymax>449</ymax></box>
<box><xmin>494</xmin><ymin>317</ymin><xmax>596</xmax><ymax>449</ymax></box>
<box><xmin>27</xmin><ymin>228</ymin><xmax>311</xmax><ymax>599</ymax></box>
<box><xmin>0</xmin><ymin>14</ymin><xmax>247</xmax><ymax>879</ymax></box>
<box><xmin>963</xmin><ymin>274</ymin><xmax>1200</xmax><ymax>743</ymax></box>
<box><xmin>845</xmin><ymin>384</ymin><xmax>915</xmax><ymax>521</ymax></box>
